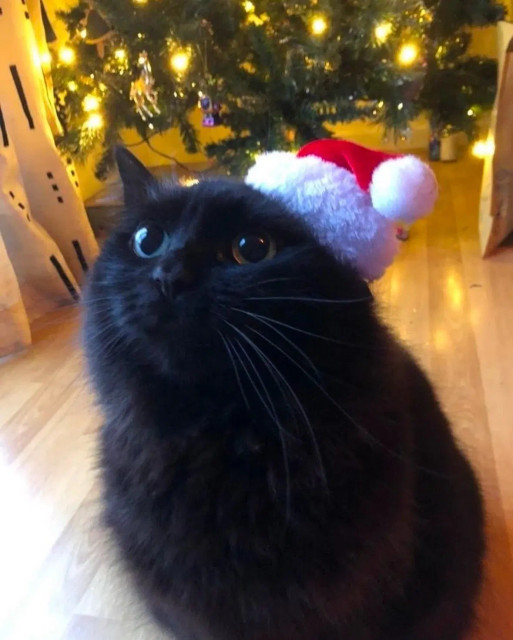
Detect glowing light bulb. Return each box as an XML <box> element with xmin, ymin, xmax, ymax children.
<box><xmin>59</xmin><ymin>46</ymin><xmax>76</xmax><ymax>66</ymax></box>
<box><xmin>170</xmin><ymin>50</ymin><xmax>190</xmax><ymax>74</ymax></box>
<box><xmin>114</xmin><ymin>48</ymin><xmax>127</xmax><ymax>61</ymax></box>
<box><xmin>67</xmin><ymin>81</ymin><xmax>78</xmax><ymax>92</ymax></box>
<box><xmin>397</xmin><ymin>43</ymin><xmax>419</xmax><ymax>66</ymax></box>
<box><xmin>83</xmin><ymin>94</ymin><xmax>101</xmax><ymax>112</ymax></box>
<box><xmin>79</xmin><ymin>28</ymin><xmax>87</xmax><ymax>39</ymax></box>
<box><xmin>397</xmin><ymin>102</ymin><xmax>404</xmax><ymax>110</ymax></box>
<box><xmin>472</xmin><ymin>139</ymin><xmax>495</xmax><ymax>159</ymax></box>
<box><xmin>310</xmin><ymin>15</ymin><xmax>328</xmax><ymax>36</ymax></box>
<box><xmin>180</xmin><ymin>177</ymin><xmax>199</xmax><ymax>187</ymax></box>
<box><xmin>39</xmin><ymin>51</ymin><xmax>52</xmax><ymax>69</ymax></box>
<box><xmin>84</xmin><ymin>113</ymin><xmax>104</xmax><ymax>129</ymax></box>
<box><xmin>467</xmin><ymin>108</ymin><xmax>475</xmax><ymax>117</ymax></box>
<box><xmin>374</xmin><ymin>21</ymin><xmax>392</xmax><ymax>43</ymax></box>
<box><xmin>243</xmin><ymin>0</ymin><xmax>255</xmax><ymax>12</ymax></box>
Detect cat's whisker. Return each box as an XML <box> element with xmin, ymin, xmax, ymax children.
<box><xmin>217</xmin><ymin>331</ymin><xmax>250</xmax><ymax>410</ymax></box>
<box><xmin>247</xmin><ymin>277</ymin><xmax>301</xmax><ymax>289</ymax></box>
<box><xmin>82</xmin><ymin>320</ymin><xmax>121</xmax><ymax>343</ymax></box>
<box><xmin>244</xmin><ymin>326</ymin><xmax>328</xmax><ymax>494</ymax></box>
<box><xmin>229</xmin><ymin>330</ymin><xmax>282</xmax><ymax>429</ymax></box>
<box><xmin>223</xmin><ymin>321</ymin><xmax>293</xmax><ymax>525</ymax></box>
<box><xmin>231</xmin><ymin>307</ymin><xmax>319</xmax><ymax>377</ymax></box>
<box><xmin>231</xmin><ymin>308</ymin><xmax>348</xmax><ymax>345</ymax></box>
<box><xmin>250</xmin><ymin>324</ymin><xmax>448</xmax><ymax>478</ymax></box>
<box><xmin>246</xmin><ymin>295</ymin><xmax>373</xmax><ymax>304</ymax></box>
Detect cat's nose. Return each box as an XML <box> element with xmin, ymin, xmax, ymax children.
<box><xmin>152</xmin><ymin>264</ymin><xmax>193</xmax><ymax>299</ymax></box>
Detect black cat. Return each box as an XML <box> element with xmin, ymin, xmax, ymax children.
<box><xmin>83</xmin><ymin>148</ymin><xmax>484</xmax><ymax>640</ymax></box>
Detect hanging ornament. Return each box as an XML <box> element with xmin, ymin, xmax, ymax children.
<box><xmin>130</xmin><ymin>51</ymin><xmax>161</xmax><ymax>122</ymax></box>
<box><xmin>399</xmin><ymin>126</ymin><xmax>412</xmax><ymax>142</ymax></box>
<box><xmin>284</xmin><ymin>126</ymin><xmax>296</xmax><ymax>143</ymax></box>
<box><xmin>199</xmin><ymin>93</ymin><xmax>222</xmax><ymax>127</ymax></box>
<box><xmin>429</xmin><ymin>131</ymin><xmax>441</xmax><ymax>161</ymax></box>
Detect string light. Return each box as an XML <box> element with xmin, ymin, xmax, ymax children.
<box><xmin>84</xmin><ymin>113</ymin><xmax>104</xmax><ymax>129</ymax></box>
<box><xmin>83</xmin><ymin>94</ymin><xmax>101</xmax><ymax>112</ymax></box>
<box><xmin>310</xmin><ymin>15</ymin><xmax>328</xmax><ymax>36</ymax></box>
<box><xmin>397</xmin><ymin>42</ymin><xmax>419</xmax><ymax>66</ymax></box>
<box><xmin>243</xmin><ymin>0</ymin><xmax>255</xmax><ymax>12</ymax></box>
<box><xmin>114</xmin><ymin>48</ymin><xmax>127</xmax><ymax>61</ymax></box>
<box><xmin>39</xmin><ymin>51</ymin><xmax>52</xmax><ymax>70</ymax></box>
<box><xmin>79</xmin><ymin>28</ymin><xmax>87</xmax><ymax>39</ymax></box>
<box><xmin>374</xmin><ymin>21</ymin><xmax>392</xmax><ymax>43</ymax></box>
<box><xmin>170</xmin><ymin>49</ymin><xmax>191</xmax><ymax>74</ymax></box>
<box><xmin>419</xmin><ymin>7</ymin><xmax>433</xmax><ymax>22</ymax></box>
<box><xmin>67</xmin><ymin>81</ymin><xmax>78</xmax><ymax>92</ymax></box>
<box><xmin>180</xmin><ymin>177</ymin><xmax>200</xmax><ymax>187</ymax></box>
<box><xmin>472</xmin><ymin>139</ymin><xmax>494</xmax><ymax>159</ymax></box>
<box><xmin>397</xmin><ymin>102</ymin><xmax>404</xmax><ymax>110</ymax></box>
<box><xmin>467</xmin><ymin>108</ymin><xmax>475</xmax><ymax>117</ymax></box>
<box><xmin>59</xmin><ymin>46</ymin><xmax>76</xmax><ymax>65</ymax></box>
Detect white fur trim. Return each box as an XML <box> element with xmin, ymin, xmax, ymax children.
<box><xmin>246</xmin><ymin>152</ymin><xmax>398</xmax><ymax>280</ymax></box>
<box><xmin>369</xmin><ymin>155</ymin><xmax>438</xmax><ymax>223</ymax></box>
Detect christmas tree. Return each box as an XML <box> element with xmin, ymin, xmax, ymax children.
<box><xmin>52</xmin><ymin>0</ymin><xmax>505</xmax><ymax>177</ymax></box>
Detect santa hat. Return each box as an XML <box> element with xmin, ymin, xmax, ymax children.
<box><xmin>246</xmin><ymin>139</ymin><xmax>438</xmax><ymax>280</ymax></box>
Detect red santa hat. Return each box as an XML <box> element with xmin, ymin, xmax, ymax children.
<box><xmin>246</xmin><ymin>139</ymin><xmax>438</xmax><ymax>280</ymax></box>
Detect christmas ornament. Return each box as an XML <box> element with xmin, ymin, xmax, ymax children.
<box><xmin>246</xmin><ymin>139</ymin><xmax>438</xmax><ymax>280</ymax></box>
<box><xmin>429</xmin><ymin>133</ymin><xmax>441</xmax><ymax>161</ymax></box>
<box><xmin>130</xmin><ymin>51</ymin><xmax>161</xmax><ymax>122</ymax></box>
<box><xmin>199</xmin><ymin>94</ymin><xmax>222</xmax><ymax>127</ymax></box>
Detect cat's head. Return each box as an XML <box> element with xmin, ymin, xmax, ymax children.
<box><xmin>84</xmin><ymin>148</ymin><xmax>373</xmax><ymax>386</ymax></box>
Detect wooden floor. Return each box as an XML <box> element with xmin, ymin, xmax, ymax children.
<box><xmin>1</xmin><ymin>155</ymin><xmax>512</xmax><ymax>640</ymax></box>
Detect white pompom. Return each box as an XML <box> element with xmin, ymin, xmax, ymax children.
<box><xmin>369</xmin><ymin>156</ymin><xmax>438</xmax><ymax>223</ymax></box>
<box><xmin>246</xmin><ymin>152</ymin><xmax>399</xmax><ymax>280</ymax></box>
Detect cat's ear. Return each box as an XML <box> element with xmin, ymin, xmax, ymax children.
<box><xmin>115</xmin><ymin>146</ymin><xmax>155</xmax><ymax>205</ymax></box>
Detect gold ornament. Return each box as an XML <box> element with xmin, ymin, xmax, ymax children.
<box><xmin>130</xmin><ymin>51</ymin><xmax>161</xmax><ymax>121</ymax></box>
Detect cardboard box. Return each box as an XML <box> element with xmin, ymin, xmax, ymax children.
<box><xmin>479</xmin><ymin>21</ymin><xmax>513</xmax><ymax>257</ymax></box>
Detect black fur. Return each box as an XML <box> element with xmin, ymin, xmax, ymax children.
<box><xmin>83</xmin><ymin>148</ymin><xmax>484</xmax><ymax>640</ymax></box>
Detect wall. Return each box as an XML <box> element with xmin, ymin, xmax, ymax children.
<box><xmin>45</xmin><ymin>0</ymin><xmax>511</xmax><ymax>200</ymax></box>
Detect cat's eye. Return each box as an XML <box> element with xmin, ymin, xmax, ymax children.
<box><xmin>232</xmin><ymin>233</ymin><xmax>276</xmax><ymax>264</ymax></box>
<box><xmin>132</xmin><ymin>224</ymin><xmax>167</xmax><ymax>259</ymax></box>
